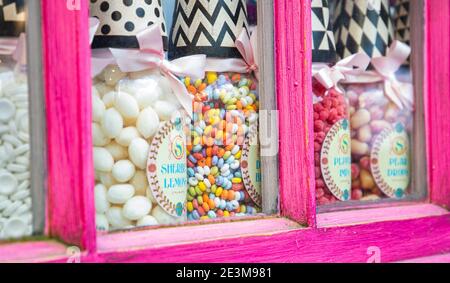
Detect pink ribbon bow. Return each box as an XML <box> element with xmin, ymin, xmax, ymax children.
<box><xmin>313</xmin><ymin>52</ymin><xmax>371</xmax><ymax>93</ymax></box>
<box><xmin>0</xmin><ymin>33</ymin><xmax>27</xmax><ymax>66</ymax></box>
<box><xmin>90</xmin><ymin>22</ymin><xmax>206</xmax><ymax>117</ymax></box>
<box><xmin>205</xmin><ymin>28</ymin><xmax>259</xmax><ymax>80</ymax></box>
<box><xmin>371</xmin><ymin>40</ymin><xmax>414</xmax><ymax>110</ymax></box>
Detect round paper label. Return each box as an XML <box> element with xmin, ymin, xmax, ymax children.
<box><xmin>370</xmin><ymin>123</ymin><xmax>410</xmax><ymax>199</ymax></box>
<box><xmin>242</xmin><ymin>124</ymin><xmax>262</xmax><ymax>207</ymax></box>
<box><xmin>147</xmin><ymin>118</ymin><xmax>188</xmax><ymax>217</ymax></box>
<box><xmin>320</xmin><ymin>119</ymin><xmax>351</xmax><ymax>201</ymax></box>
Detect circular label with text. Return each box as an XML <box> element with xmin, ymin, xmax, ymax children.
<box><xmin>147</xmin><ymin>118</ymin><xmax>187</xmax><ymax>217</ymax></box>
<box><xmin>242</xmin><ymin>124</ymin><xmax>262</xmax><ymax>207</ymax></box>
<box><xmin>370</xmin><ymin>123</ymin><xmax>410</xmax><ymax>199</ymax></box>
<box><xmin>320</xmin><ymin>119</ymin><xmax>351</xmax><ymax>201</ymax></box>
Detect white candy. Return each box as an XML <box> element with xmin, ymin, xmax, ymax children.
<box><xmin>13</xmin><ymin>144</ymin><xmax>29</xmax><ymax>156</ymax></box>
<box><xmin>122</xmin><ymin>196</ymin><xmax>152</xmax><ymax>221</ymax></box>
<box><xmin>10</xmin><ymin>189</ymin><xmax>29</xmax><ymax>201</ymax></box>
<box><xmin>151</xmin><ymin>205</ymin><xmax>185</xmax><ymax>225</ymax></box>
<box><xmin>101</xmin><ymin>108</ymin><xmax>123</xmax><ymax>138</ymax></box>
<box><xmin>106</xmin><ymin>206</ymin><xmax>132</xmax><ymax>229</ymax></box>
<box><xmin>105</xmin><ymin>141</ymin><xmax>128</xmax><ymax>161</ymax></box>
<box><xmin>107</xmin><ymin>184</ymin><xmax>135</xmax><ymax>204</ymax></box>
<box><xmin>2</xmin><ymin>201</ymin><xmax>21</xmax><ymax>217</ymax></box>
<box><xmin>99</xmin><ymin>172</ymin><xmax>118</xmax><ymax>188</ymax></box>
<box><xmin>92</xmin><ymin>95</ymin><xmax>106</xmax><ymax>123</ymax></box>
<box><xmin>119</xmin><ymin>77</ymin><xmax>163</xmax><ymax>109</ymax></box>
<box><xmin>93</xmin><ymin>147</ymin><xmax>114</xmax><ymax>172</ymax></box>
<box><xmin>92</xmin><ymin>123</ymin><xmax>110</xmax><ymax>147</ymax></box>
<box><xmin>94</xmin><ymin>184</ymin><xmax>110</xmax><ymax>214</ymax></box>
<box><xmin>114</xmin><ymin>91</ymin><xmax>140</xmax><ymax>120</ymax></box>
<box><xmin>153</xmin><ymin>100</ymin><xmax>178</xmax><ymax>121</ymax></box>
<box><xmin>102</xmin><ymin>91</ymin><xmax>116</xmax><ymax>108</ymax></box>
<box><xmin>3</xmin><ymin>217</ymin><xmax>27</xmax><ymax>239</ymax></box>
<box><xmin>0</xmin><ymin>98</ymin><xmax>15</xmax><ymax>122</ymax></box>
<box><xmin>96</xmin><ymin>213</ymin><xmax>109</xmax><ymax>232</ymax></box>
<box><xmin>137</xmin><ymin>215</ymin><xmax>159</xmax><ymax>227</ymax></box>
<box><xmin>136</xmin><ymin>107</ymin><xmax>159</xmax><ymax>138</ymax></box>
<box><xmin>116</xmin><ymin>127</ymin><xmax>141</xmax><ymax>147</ymax></box>
<box><xmin>112</xmin><ymin>160</ymin><xmax>136</xmax><ymax>183</ymax></box>
<box><xmin>103</xmin><ymin>65</ymin><xmax>127</xmax><ymax>87</ymax></box>
<box><xmin>130</xmin><ymin>170</ymin><xmax>148</xmax><ymax>196</ymax></box>
<box><xmin>128</xmin><ymin>138</ymin><xmax>150</xmax><ymax>170</ymax></box>
<box><xmin>0</xmin><ymin>199</ymin><xmax>12</xmax><ymax>210</ymax></box>
<box><xmin>0</xmin><ymin>172</ymin><xmax>18</xmax><ymax>196</ymax></box>
<box><xmin>13</xmin><ymin>202</ymin><xmax>30</xmax><ymax>216</ymax></box>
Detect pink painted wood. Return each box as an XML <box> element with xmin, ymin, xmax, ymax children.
<box><xmin>275</xmin><ymin>0</ymin><xmax>316</xmax><ymax>226</ymax></box>
<box><xmin>42</xmin><ymin>0</ymin><xmax>96</xmax><ymax>252</ymax></box>
<box><xmin>426</xmin><ymin>0</ymin><xmax>450</xmax><ymax>209</ymax></box>
<box><xmin>317</xmin><ymin>204</ymin><xmax>448</xmax><ymax>228</ymax></box>
<box><xmin>0</xmin><ymin>241</ymin><xmax>67</xmax><ymax>263</ymax></box>
<box><xmin>72</xmin><ymin>215</ymin><xmax>450</xmax><ymax>263</ymax></box>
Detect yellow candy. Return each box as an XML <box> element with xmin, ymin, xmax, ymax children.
<box><xmin>207</xmin><ymin>72</ymin><xmax>218</xmax><ymax>84</ymax></box>
<box><xmin>198</xmin><ymin>181</ymin><xmax>207</xmax><ymax>192</ymax></box>
<box><xmin>184</xmin><ymin>77</ymin><xmax>191</xmax><ymax>87</ymax></box>
<box><xmin>232</xmin><ymin>178</ymin><xmax>242</xmax><ymax>184</ymax></box>
<box><xmin>200</xmin><ymin>216</ymin><xmax>209</xmax><ymax>220</ymax></box>
<box><xmin>234</xmin><ymin>151</ymin><xmax>242</xmax><ymax>159</ymax></box>
<box><xmin>194</xmin><ymin>79</ymin><xmax>202</xmax><ymax>88</ymax></box>
<box><xmin>187</xmin><ymin>202</ymin><xmax>194</xmax><ymax>212</ymax></box>
<box><xmin>224</xmin><ymin>211</ymin><xmax>230</xmax><ymax>217</ymax></box>
<box><xmin>215</xmin><ymin>187</ymin><xmax>223</xmax><ymax>197</ymax></box>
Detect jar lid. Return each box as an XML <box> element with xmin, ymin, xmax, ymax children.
<box><xmin>90</xmin><ymin>0</ymin><xmax>168</xmax><ymax>50</ymax></box>
<box><xmin>0</xmin><ymin>0</ymin><xmax>26</xmax><ymax>38</ymax></box>
<box><xmin>168</xmin><ymin>0</ymin><xmax>250</xmax><ymax>60</ymax></box>
<box><xmin>333</xmin><ymin>0</ymin><xmax>394</xmax><ymax>59</ymax></box>
<box><xmin>312</xmin><ymin>0</ymin><xmax>337</xmax><ymax>63</ymax></box>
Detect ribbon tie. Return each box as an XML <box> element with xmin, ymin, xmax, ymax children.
<box><xmin>371</xmin><ymin>40</ymin><xmax>413</xmax><ymax>110</ymax></box>
<box><xmin>313</xmin><ymin>52</ymin><xmax>371</xmax><ymax>93</ymax></box>
<box><xmin>205</xmin><ymin>28</ymin><xmax>259</xmax><ymax>80</ymax></box>
<box><xmin>90</xmin><ymin>21</ymin><xmax>206</xmax><ymax>117</ymax></box>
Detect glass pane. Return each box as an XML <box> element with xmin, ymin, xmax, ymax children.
<box><xmin>312</xmin><ymin>0</ymin><xmax>418</xmax><ymax>207</ymax></box>
<box><xmin>0</xmin><ymin>0</ymin><xmax>33</xmax><ymax>240</ymax></box>
<box><xmin>91</xmin><ymin>0</ymin><xmax>268</xmax><ymax>232</ymax></box>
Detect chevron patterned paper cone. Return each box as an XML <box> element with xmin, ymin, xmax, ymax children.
<box><xmin>333</xmin><ymin>0</ymin><xmax>395</xmax><ymax>59</ymax></box>
<box><xmin>0</xmin><ymin>0</ymin><xmax>26</xmax><ymax>37</ymax></box>
<box><xmin>90</xmin><ymin>0</ymin><xmax>168</xmax><ymax>49</ymax></box>
<box><xmin>168</xmin><ymin>0</ymin><xmax>250</xmax><ymax>60</ymax></box>
<box><xmin>394</xmin><ymin>0</ymin><xmax>410</xmax><ymax>45</ymax></box>
<box><xmin>312</xmin><ymin>0</ymin><xmax>336</xmax><ymax>63</ymax></box>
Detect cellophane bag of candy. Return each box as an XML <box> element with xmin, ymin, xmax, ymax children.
<box><xmin>344</xmin><ymin>76</ymin><xmax>413</xmax><ymax>201</ymax></box>
<box><xmin>312</xmin><ymin>66</ymin><xmax>352</xmax><ymax>206</ymax></box>
<box><xmin>183</xmin><ymin>72</ymin><xmax>261</xmax><ymax>221</ymax></box>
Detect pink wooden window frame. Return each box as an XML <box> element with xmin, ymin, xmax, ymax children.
<box><xmin>1</xmin><ymin>0</ymin><xmax>450</xmax><ymax>263</ymax></box>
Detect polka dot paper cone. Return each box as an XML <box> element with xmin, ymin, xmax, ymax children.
<box><xmin>168</xmin><ymin>0</ymin><xmax>250</xmax><ymax>60</ymax></box>
<box><xmin>0</xmin><ymin>0</ymin><xmax>26</xmax><ymax>37</ymax></box>
<box><xmin>312</xmin><ymin>0</ymin><xmax>336</xmax><ymax>63</ymax></box>
<box><xmin>90</xmin><ymin>0</ymin><xmax>168</xmax><ymax>49</ymax></box>
<box><xmin>333</xmin><ymin>0</ymin><xmax>395</xmax><ymax>59</ymax></box>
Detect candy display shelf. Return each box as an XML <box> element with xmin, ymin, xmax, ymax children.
<box><xmin>0</xmin><ymin>0</ymin><xmax>450</xmax><ymax>263</ymax></box>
